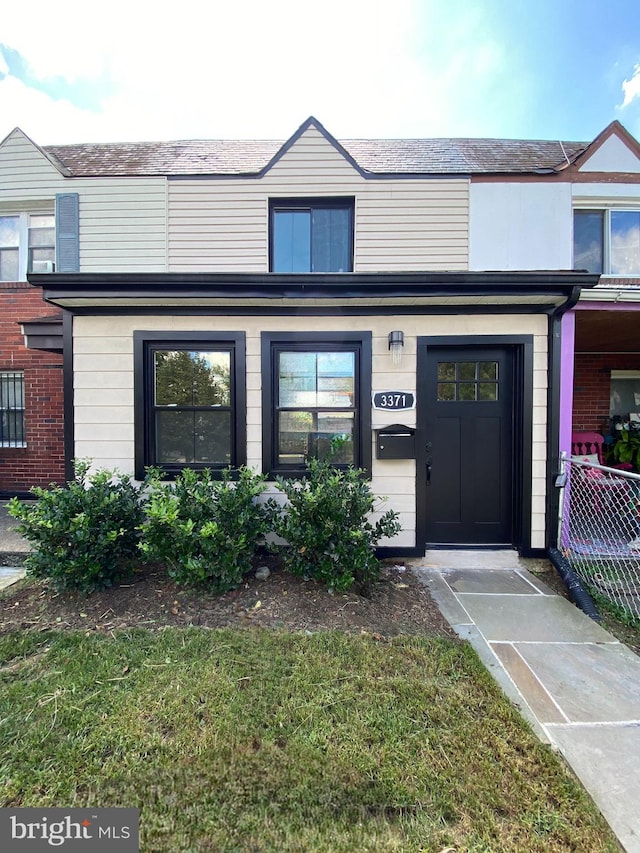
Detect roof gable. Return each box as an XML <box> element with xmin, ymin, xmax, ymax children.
<box><xmin>0</xmin><ymin>127</ymin><xmax>70</xmax><ymax>176</ymax></box>
<box><xmin>258</xmin><ymin>116</ymin><xmax>367</xmax><ymax>178</ymax></box>
<box><xmin>576</xmin><ymin>121</ymin><xmax>640</xmax><ymax>174</ymax></box>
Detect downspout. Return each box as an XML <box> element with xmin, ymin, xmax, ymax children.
<box><xmin>545</xmin><ymin>285</ymin><xmax>581</xmax><ymax>550</ymax></box>
<box><xmin>545</xmin><ymin>285</ymin><xmax>601</xmax><ymax>620</ymax></box>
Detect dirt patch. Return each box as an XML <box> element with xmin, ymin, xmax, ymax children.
<box><xmin>0</xmin><ymin>557</ymin><xmax>458</xmax><ymax>640</ymax></box>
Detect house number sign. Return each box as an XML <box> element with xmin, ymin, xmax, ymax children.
<box><xmin>372</xmin><ymin>391</ymin><xmax>416</xmax><ymax>411</ymax></box>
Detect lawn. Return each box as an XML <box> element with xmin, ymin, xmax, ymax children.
<box><xmin>0</xmin><ymin>627</ymin><xmax>619</xmax><ymax>852</ymax></box>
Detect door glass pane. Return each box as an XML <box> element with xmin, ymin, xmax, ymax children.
<box><xmin>478</xmin><ymin>383</ymin><xmax>498</xmax><ymax>401</ymax></box>
<box><xmin>273</xmin><ymin>210</ymin><xmax>311</xmax><ymax>272</ymax></box>
<box><xmin>437</xmin><ymin>362</ymin><xmax>456</xmax><ymax>380</ymax></box>
<box><xmin>437</xmin><ymin>383</ymin><xmax>456</xmax><ymax>401</ymax></box>
<box><xmin>479</xmin><ymin>362</ymin><xmax>498</xmax><ymax>381</ymax></box>
<box><xmin>611</xmin><ymin>210</ymin><xmax>640</xmax><ymax>275</ymax></box>
<box><xmin>458</xmin><ymin>362</ymin><xmax>476</xmax><ymax>381</ymax></box>
<box><xmin>155</xmin><ymin>351</ymin><xmax>230</xmax><ymax>406</ymax></box>
<box><xmin>459</xmin><ymin>383</ymin><xmax>476</xmax><ymax>401</ymax></box>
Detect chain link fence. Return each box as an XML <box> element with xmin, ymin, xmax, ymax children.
<box><xmin>558</xmin><ymin>453</ymin><xmax>640</xmax><ymax>620</ymax></box>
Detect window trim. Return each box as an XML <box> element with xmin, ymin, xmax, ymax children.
<box><xmin>269</xmin><ymin>197</ymin><xmax>355</xmax><ymax>273</ymax></box>
<box><xmin>261</xmin><ymin>331</ymin><xmax>371</xmax><ymax>478</ymax></box>
<box><xmin>573</xmin><ymin>207</ymin><xmax>640</xmax><ymax>276</ymax></box>
<box><xmin>0</xmin><ymin>370</ymin><xmax>26</xmax><ymax>448</ymax></box>
<box><xmin>134</xmin><ymin>331</ymin><xmax>246</xmax><ymax>479</ymax></box>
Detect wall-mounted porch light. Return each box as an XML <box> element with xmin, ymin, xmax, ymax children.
<box><xmin>388</xmin><ymin>331</ymin><xmax>405</xmax><ymax>365</ymax></box>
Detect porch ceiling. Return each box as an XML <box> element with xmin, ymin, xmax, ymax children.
<box><xmin>575</xmin><ymin>310</ymin><xmax>640</xmax><ymax>352</ymax></box>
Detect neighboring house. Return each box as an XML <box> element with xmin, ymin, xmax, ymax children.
<box><xmin>2</xmin><ymin>117</ymin><xmax>637</xmax><ymax>555</ymax></box>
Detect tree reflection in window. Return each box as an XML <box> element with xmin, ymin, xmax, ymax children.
<box><xmin>154</xmin><ymin>350</ymin><xmax>232</xmax><ymax>465</ymax></box>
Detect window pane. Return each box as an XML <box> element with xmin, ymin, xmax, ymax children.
<box><xmin>279</xmin><ymin>352</ymin><xmax>317</xmax><ymax>406</ymax></box>
<box><xmin>0</xmin><ymin>217</ymin><xmax>19</xmax><ymax>247</ymax></box>
<box><xmin>156</xmin><ymin>410</ymin><xmax>231</xmax><ymax>464</ymax></box>
<box><xmin>611</xmin><ymin>210</ymin><xmax>640</xmax><ymax>275</ymax></box>
<box><xmin>317</xmin><ymin>351</ymin><xmax>354</xmax><ymax>406</ymax></box>
<box><xmin>0</xmin><ymin>372</ymin><xmax>25</xmax><ymax>446</ymax></box>
<box><xmin>155</xmin><ymin>350</ymin><xmax>230</xmax><ymax>406</ymax></box>
<box><xmin>277</xmin><ymin>410</ymin><xmax>354</xmax><ymax>465</ymax></box>
<box><xmin>458</xmin><ymin>362</ymin><xmax>476</xmax><ymax>381</ymax></box>
<box><xmin>273</xmin><ymin>210</ymin><xmax>311</xmax><ymax>272</ymax></box>
<box><xmin>0</xmin><ymin>249</ymin><xmax>19</xmax><ymax>281</ymax></box>
<box><xmin>29</xmin><ymin>215</ymin><xmax>54</xmax><ymax>230</ymax></box>
<box><xmin>29</xmin><ymin>227</ymin><xmax>55</xmax><ymax>248</ymax></box>
<box><xmin>312</xmin><ymin>207</ymin><xmax>351</xmax><ymax>272</ymax></box>
<box><xmin>278</xmin><ymin>351</ymin><xmax>354</xmax><ymax>408</ymax></box>
<box><xmin>573</xmin><ymin>210</ymin><xmax>603</xmax><ymax>273</ymax></box>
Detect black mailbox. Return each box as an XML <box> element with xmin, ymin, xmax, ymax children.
<box><xmin>375</xmin><ymin>424</ymin><xmax>416</xmax><ymax>459</ymax></box>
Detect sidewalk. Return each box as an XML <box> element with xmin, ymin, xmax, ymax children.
<box><xmin>0</xmin><ymin>501</ymin><xmax>28</xmax><ymax>590</ymax></box>
<box><xmin>412</xmin><ymin>550</ymin><xmax>640</xmax><ymax>853</ymax></box>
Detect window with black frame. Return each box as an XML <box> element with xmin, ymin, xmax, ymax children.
<box><xmin>262</xmin><ymin>333</ymin><xmax>371</xmax><ymax>476</ymax></box>
<box><xmin>0</xmin><ymin>371</ymin><xmax>25</xmax><ymax>447</ymax></box>
<box><xmin>270</xmin><ymin>198</ymin><xmax>354</xmax><ymax>272</ymax></box>
<box><xmin>134</xmin><ymin>333</ymin><xmax>246</xmax><ymax>478</ymax></box>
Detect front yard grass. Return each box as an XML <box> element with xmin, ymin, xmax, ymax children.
<box><xmin>0</xmin><ymin>628</ymin><xmax>619</xmax><ymax>852</ymax></box>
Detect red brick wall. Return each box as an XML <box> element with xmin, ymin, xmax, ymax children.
<box><xmin>0</xmin><ymin>282</ymin><xmax>64</xmax><ymax>495</ymax></box>
<box><xmin>573</xmin><ymin>352</ymin><xmax>640</xmax><ymax>433</ymax></box>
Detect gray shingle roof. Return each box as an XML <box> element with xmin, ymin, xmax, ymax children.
<box><xmin>43</xmin><ymin>135</ymin><xmax>588</xmax><ymax>178</ymax></box>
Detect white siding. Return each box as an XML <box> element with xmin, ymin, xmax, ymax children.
<box><xmin>73</xmin><ymin>312</ymin><xmax>548</xmax><ymax>551</ymax></box>
<box><xmin>0</xmin><ymin>129</ymin><xmax>168</xmax><ymax>272</ymax></box>
<box><xmin>168</xmin><ymin>125</ymin><xmax>469</xmax><ymax>273</ymax></box>
<box><xmin>578</xmin><ymin>135</ymin><xmax>640</xmax><ymax>173</ymax></box>
<box><xmin>469</xmin><ymin>182</ymin><xmax>573</xmax><ymax>271</ymax></box>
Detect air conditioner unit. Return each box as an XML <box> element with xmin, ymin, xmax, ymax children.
<box><xmin>31</xmin><ymin>260</ymin><xmax>55</xmax><ymax>273</ymax></box>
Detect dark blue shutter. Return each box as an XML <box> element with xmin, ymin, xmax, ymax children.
<box><xmin>55</xmin><ymin>193</ymin><xmax>79</xmax><ymax>272</ymax></box>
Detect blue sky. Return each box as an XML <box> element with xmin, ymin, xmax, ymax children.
<box><xmin>1</xmin><ymin>0</ymin><xmax>639</xmax><ymax>145</ymax></box>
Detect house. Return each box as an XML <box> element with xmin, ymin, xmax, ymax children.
<box><xmin>2</xmin><ymin>117</ymin><xmax>638</xmax><ymax>556</ymax></box>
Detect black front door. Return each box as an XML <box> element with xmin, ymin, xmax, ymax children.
<box><xmin>421</xmin><ymin>345</ymin><xmax>515</xmax><ymax>545</ymax></box>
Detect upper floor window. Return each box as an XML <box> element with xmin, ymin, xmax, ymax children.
<box><xmin>574</xmin><ymin>209</ymin><xmax>640</xmax><ymax>276</ymax></box>
<box><xmin>270</xmin><ymin>198</ymin><xmax>354</xmax><ymax>273</ymax></box>
<box><xmin>0</xmin><ymin>214</ymin><xmax>55</xmax><ymax>281</ymax></box>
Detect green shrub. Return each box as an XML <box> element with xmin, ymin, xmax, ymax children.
<box><xmin>139</xmin><ymin>466</ymin><xmax>276</xmax><ymax>591</ymax></box>
<box><xmin>273</xmin><ymin>458</ymin><xmax>401</xmax><ymax>591</ymax></box>
<box><xmin>7</xmin><ymin>460</ymin><xmax>146</xmax><ymax>592</ymax></box>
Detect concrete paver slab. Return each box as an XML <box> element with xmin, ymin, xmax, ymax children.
<box><xmin>0</xmin><ymin>566</ymin><xmax>26</xmax><ymax>590</ymax></box>
<box><xmin>458</xmin><ymin>593</ymin><xmax>616</xmax><ymax>643</ymax></box>
<box><xmin>491</xmin><ymin>642</ymin><xmax>567</xmax><ymax>725</ymax></box>
<box><xmin>548</xmin><ymin>723</ymin><xmax>640</xmax><ymax>853</ymax></box>
<box><xmin>444</xmin><ymin>568</ymin><xmax>541</xmax><ymax>595</ymax></box>
<box><xmin>513</xmin><ymin>641</ymin><xmax>640</xmax><ymax>723</ymax></box>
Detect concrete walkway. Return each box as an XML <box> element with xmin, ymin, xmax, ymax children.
<box><xmin>412</xmin><ymin>550</ymin><xmax>640</xmax><ymax>853</ymax></box>
<box><xmin>0</xmin><ymin>501</ymin><xmax>28</xmax><ymax>589</ymax></box>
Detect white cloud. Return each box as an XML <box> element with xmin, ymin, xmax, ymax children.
<box><xmin>621</xmin><ymin>64</ymin><xmax>640</xmax><ymax>109</ymax></box>
<box><xmin>0</xmin><ymin>0</ymin><xmax>529</xmax><ymax>144</ymax></box>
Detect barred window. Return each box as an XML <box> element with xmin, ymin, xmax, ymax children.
<box><xmin>0</xmin><ymin>372</ymin><xmax>25</xmax><ymax>447</ymax></box>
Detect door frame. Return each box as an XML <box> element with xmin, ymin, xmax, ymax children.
<box><xmin>416</xmin><ymin>335</ymin><xmax>534</xmax><ymax>552</ymax></box>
